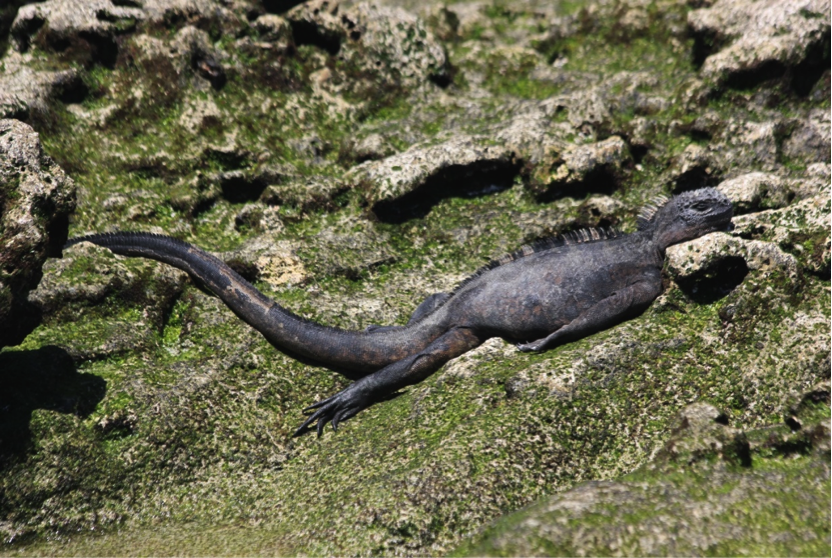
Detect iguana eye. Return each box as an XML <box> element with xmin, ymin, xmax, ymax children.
<box><xmin>692</xmin><ymin>201</ymin><xmax>711</xmax><ymax>211</ymax></box>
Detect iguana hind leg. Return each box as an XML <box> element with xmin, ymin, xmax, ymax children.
<box><xmin>364</xmin><ymin>292</ymin><xmax>450</xmax><ymax>332</ymax></box>
<box><xmin>295</xmin><ymin>325</ymin><xmax>482</xmax><ymax>436</ymax></box>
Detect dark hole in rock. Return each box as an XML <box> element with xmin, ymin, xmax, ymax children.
<box><xmin>536</xmin><ymin>165</ymin><xmax>620</xmax><ymax>203</ymax></box>
<box><xmin>192</xmin><ymin>54</ymin><xmax>226</xmax><ymax>89</ymax></box>
<box><xmin>429</xmin><ymin>68</ymin><xmax>453</xmax><ymax>88</ymax></box>
<box><xmin>220</xmin><ymin>176</ymin><xmax>269</xmax><ymax>204</ymax></box>
<box><xmin>55</xmin><ymin>73</ymin><xmax>89</xmax><ymax>104</ymax></box>
<box><xmin>676</xmin><ymin>255</ymin><xmax>749</xmax><ymax>304</ymax></box>
<box><xmin>629</xmin><ymin>144</ymin><xmax>648</xmax><ymax>164</ymax></box>
<box><xmin>79</xmin><ymin>31</ymin><xmax>119</xmax><ymax>69</ymax></box>
<box><xmin>290</xmin><ymin>20</ymin><xmax>341</xmax><ymax>55</ymax></box>
<box><xmin>223</xmin><ymin>257</ymin><xmax>260</xmax><ymax>282</ymax></box>
<box><xmin>111</xmin><ymin>0</ymin><xmax>142</xmax><ymax>7</ymax></box>
<box><xmin>724</xmin><ymin>59</ymin><xmax>787</xmax><ymax>90</ymax></box>
<box><xmin>791</xmin><ymin>31</ymin><xmax>831</xmax><ymax>96</ymax></box>
<box><xmin>262</xmin><ymin>0</ymin><xmax>306</xmax><ymax>14</ymax></box>
<box><xmin>45</xmin><ymin>211</ymin><xmax>70</xmax><ymax>258</ymax></box>
<box><xmin>8</xmin><ymin>11</ymin><xmax>44</xmax><ymax>53</ymax></box>
<box><xmin>691</xmin><ymin>29</ymin><xmax>720</xmax><ymax>69</ymax></box>
<box><xmin>372</xmin><ymin>162</ymin><xmax>521</xmax><ymax>224</ymax></box>
<box><xmin>0</xmin><ymin>297</ymin><xmax>42</xmax><ymax>349</ymax></box>
<box><xmin>688</xmin><ymin>128</ymin><xmax>712</xmax><ymax>143</ymax></box>
<box><xmin>672</xmin><ymin>166</ymin><xmax>720</xmax><ymax>194</ymax></box>
<box><xmin>0</xmin><ymin>346</ymin><xmax>106</xmax><ymax>460</ymax></box>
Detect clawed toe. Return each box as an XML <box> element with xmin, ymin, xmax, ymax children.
<box><xmin>292</xmin><ymin>381</ymin><xmax>373</xmax><ymax>438</ymax></box>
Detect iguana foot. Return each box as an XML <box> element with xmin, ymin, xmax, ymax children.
<box><xmin>293</xmin><ymin>380</ymin><xmax>373</xmax><ymax>437</ymax></box>
<box><xmin>516</xmin><ymin>341</ymin><xmax>543</xmax><ymax>353</ymax></box>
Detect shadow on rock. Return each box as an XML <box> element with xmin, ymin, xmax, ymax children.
<box><xmin>372</xmin><ymin>161</ymin><xmax>520</xmax><ymax>224</ymax></box>
<box><xmin>0</xmin><ymin>345</ymin><xmax>105</xmax><ymax>463</ymax></box>
<box><xmin>675</xmin><ymin>255</ymin><xmax>749</xmax><ymax>305</ymax></box>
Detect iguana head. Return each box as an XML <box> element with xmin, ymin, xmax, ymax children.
<box><xmin>645</xmin><ymin>188</ymin><xmax>733</xmax><ymax>250</ymax></box>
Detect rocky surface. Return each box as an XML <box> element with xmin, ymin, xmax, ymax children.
<box><xmin>457</xmin><ymin>392</ymin><xmax>830</xmax><ymax>557</ymax></box>
<box><xmin>0</xmin><ymin>0</ymin><xmax>829</xmax><ymax>555</ymax></box>
<box><xmin>0</xmin><ymin>119</ymin><xmax>75</xmax><ymax>348</ymax></box>
<box><xmin>689</xmin><ymin>0</ymin><xmax>830</xmax><ymax>89</ymax></box>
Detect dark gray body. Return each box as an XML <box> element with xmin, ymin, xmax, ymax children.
<box><xmin>65</xmin><ymin>188</ymin><xmax>733</xmax><ymax>435</ymax></box>
<box><xmin>445</xmin><ymin>233</ymin><xmax>661</xmax><ymax>340</ymax></box>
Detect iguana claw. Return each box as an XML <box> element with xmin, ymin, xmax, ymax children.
<box><xmin>293</xmin><ymin>382</ymin><xmax>371</xmax><ymax>437</ymax></box>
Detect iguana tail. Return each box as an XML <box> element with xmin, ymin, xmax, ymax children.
<box><xmin>65</xmin><ymin>232</ymin><xmax>443</xmax><ymax>377</ymax></box>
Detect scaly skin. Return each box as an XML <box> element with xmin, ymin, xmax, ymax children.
<box><xmin>64</xmin><ymin>188</ymin><xmax>733</xmax><ymax>436</ymax></box>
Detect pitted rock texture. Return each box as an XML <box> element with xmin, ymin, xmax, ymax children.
<box><xmin>689</xmin><ymin>0</ymin><xmax>830</xmax><ymax>86</ymax></box>
<box><xmin>11</xmin><ymin>0</ymin><xmax>233</xmax><ymax>54</ymax></box>
<box><xmin>0</xmin><ymin>52</ymin><xmax>82</xmax><ymax>119</ymax></box>
<box><xmin>286</xmin><ymin>0</ymin><xmax>449</xmax><ymax>90</ymax></box>
<box><xmin>350</xmin><ymin>135</ymin><xmax>518</xmax><ymax>207</ymax></box>
<box><xmin>0</xmin><ymin>119</ymin><xmax>75</xmax><ymax>347</ymax></box>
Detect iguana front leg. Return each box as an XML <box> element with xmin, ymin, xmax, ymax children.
<box><xmin>294</xmin><ymin>326</ymin><xmax>483</xmax><ymax>436</ymax></box>
<box><xmin>517</xmin><ymin>279</ymin><xmax>662</xmax><ymax>353</ymax></box>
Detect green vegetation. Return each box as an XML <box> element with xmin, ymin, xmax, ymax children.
<box><xmin>1</xmin><ymin>0</ymin><xmax>829</xmax><ymax>555</ymax></box>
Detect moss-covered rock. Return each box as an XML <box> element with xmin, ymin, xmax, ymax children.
<box><xmin>454</xmin><ymin>396</ymin><xmax>830</xmax><ymax>557</ymax></box>
<box><xmin>0</xmin><ymin>0</ymin><xmax>829</xmax><ymax>555</ymax></box>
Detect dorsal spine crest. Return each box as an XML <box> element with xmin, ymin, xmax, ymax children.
<box><xmin>637</xmin><ymin>195</ymin><xmax>670</xmax><ymax>230</ymax></box>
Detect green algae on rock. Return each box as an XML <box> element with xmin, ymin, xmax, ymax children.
<box><xmin>0</xmin><ymin>0</ymin><xmax>830</xmax><ymax>554</ymax></box>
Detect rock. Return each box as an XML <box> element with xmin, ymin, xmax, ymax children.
<box><xmin>665</xmin><ymin>232</ymin><xmax>800</xmax><ymax>292</ymax></box>
<box><xmin>350</xmin><ymin>133</ymin><xmax>396</xmax><ymax>162</ymax></box>
<box><xmin>11</xmin><ymin>0</ymin><xmax>233</xmax><ymax>60</ymax></box>
<box><xmin>342</xmin><ymin>2</ymin><xmax>449</xmax><ymax>87</ymax></box>
<box><xmin>668</xmin><ymin>143</ymin><xmax>721</xmax><ymax>192</ymax></box>
<box><xmin>233</xmin><ymin>203</ymin><xmax>285</xmax><ymax>235</ymax></box>
<box><xmin>0</xmin><ymin>52</ymin><xmax>83</xmax><ymax>119</ymax></box>
<box><xmin>286</xmin><ymin>0</ymin><xmax>449</xmax><ymax>90</ymax></box>
<box><xmin>491</xmin><ymin>99</ymin><xmax>570</xmax><ymax>162</ymax></box>
<box><xmin>303</xmin><ymin>217</ymin><xmax>396</xmax><ymax>278</ymax></box>
<box><xmin>129</xmin><ymin>25</ymin><xmax>227</xmax><ymax>90</ymax></box>
<box><xmin>783</xmin><ymin>108</ymin><xmax>831</xmax><ymax>164</ymax></box>
<box><xmin>349</xmin><ymin>134</ymin><xmax>519</xmax><ymax>215</ymax></box>
<box><xmin>253</xmin><ymin>14</ymin><xmax>293</xmax><ymax>45</ymax></box>
<box><xmin>718</xmin><ymin>120</ymin><xmax>782</xmax><ymax>173</ymax></box>
<box><xmin>531</xmin><ymin>136</ymin><xmax>631</xmax><ymax>197</ymax></box>
<box><xmin>259</xmin><ymin>174</ymin><xmax>346</xmax><ymax>217</ymax></box>
<box><xmin>178</xmin><ymin>96</ymin><xmax>222</xmax><ymax>134</ymax></box>
<box><xmin>689</xmin><ymin>0</ymin><xmax>830</xmax><ymax>87</ymax></box>
<box><xmin>731</xmin><ymin>192</ymin><xmax>830</xmax><ymax>276</ymax></box>
<box><xmin>28</xmin><ymin>241</ymin><xmax>188</xmax><ymax>360</ymax></box>
<box><xmin>455</xmin><ymin>408</ymin><xmax>829</xmax><ymax>557</ymax></box>
<box><xmin>11</xmin><ymin>0</ymin><xmax>143</xmax><ymax>63</ymax></box>
<box><xmin>221</xmin><ymin>235</ymin><xmax>307</xmax><ymax>288</ymax></box>
<box><xmin>717</xmin><ymin>172</ymin><xmax>790</xmax><ymax>213</ymax></box>
<box><xmin>285</xmin><ymin>0</ymin><xmax>345</xmax><ymax>55</ymax></box>
<box><xmin>653</xmin><ymin>402</ymin><xmax>750</xmax><ymax>467</ymax></box>
<box><xmin>0</xmin><ymin>119</ymin><xmax>75</xmax><ymax>348</ymax></box>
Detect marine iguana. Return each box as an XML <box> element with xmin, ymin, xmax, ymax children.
<box><xmin>65</xmin><ymin>188</ymin><xmax>733</xmax><ymax>436</ymax></box>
